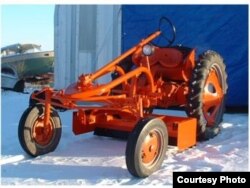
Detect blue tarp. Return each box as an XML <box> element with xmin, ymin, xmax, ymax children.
<box><xmin>122</xmin><ymin>5</ymin><xmax>248</xmax><ymax>107</ymax></box>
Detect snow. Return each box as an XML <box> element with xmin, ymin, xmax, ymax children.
<box><xmin>1</xmin><ymin>91</ymin><xmax>249</xmax><ymax>185</ymax></box>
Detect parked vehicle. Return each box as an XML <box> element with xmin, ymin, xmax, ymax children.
<box><xmin>1</xmin><ymin>43</ymin><xmax>54</xmax><ymax>92</ymax></box>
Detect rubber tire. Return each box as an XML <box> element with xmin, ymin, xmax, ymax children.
<box><xmin>125</xmin><ymin>118</ymin><xmax>168</xmax><ymax>178</ymax></box>
<box><xmin>18</xmin><ymin>104</ymin><xmax>62</xmax><ymax>157</ymax></box>
<box><xmin>186</xmin><ymin>50</ymin><xmax>228</xmax><ymax>141</ymax></box>
<box><xmin>13</xmin><ymin>79</ymin><xmax>25</xmax><ymax>92</ymax></box>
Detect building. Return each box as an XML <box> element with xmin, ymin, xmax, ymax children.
<box><xmin>54</xmin><ymin>5</ymin><xmax>121</xmax><ymax>89</ymax></box>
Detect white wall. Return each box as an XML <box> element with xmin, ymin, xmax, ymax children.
<box><xmin>54</xmin><ymin>5</ymin><xmax>122</xmax><ymax>89</ymax></box>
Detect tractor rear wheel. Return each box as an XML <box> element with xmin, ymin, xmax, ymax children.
<box><xmin>125</xmin><ymin>118</ymin><xmax>168</xmax><ymax>178</ymax></box>
<box><xmin>186</xmin><ymin>50</ymin><xmax>228</xmax><ymax>141</ymax></box>
<box><xmin>18</xmin><ymin>104</ymin><xmax>62</xmax><ymax>157</ymax></box>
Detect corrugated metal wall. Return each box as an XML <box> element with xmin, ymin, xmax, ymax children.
<box><xmin>54</xmin><ymin>5</ymin><xmax>121</xmax><ymax>89</ymax></box>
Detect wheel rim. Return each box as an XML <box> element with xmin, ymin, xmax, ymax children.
<box><xmin>202</xmin><ymin>65</ymin><xmax>224</xmax><ymax>126</ymax></box>
<box><xmin>32</xmin><ymin>116</ymin><xmax>54</xmax><ymax>146</ymax></box>
<box><xmin>141</xmin><ymin>129</ymin><xmax>162</xmax><ymax>166</ymax></box>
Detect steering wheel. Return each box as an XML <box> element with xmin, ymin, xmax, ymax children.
<box><xmin>151</xmin><ymin>17</ymin><xmax>176</xmax><ymax>47</ymax></box>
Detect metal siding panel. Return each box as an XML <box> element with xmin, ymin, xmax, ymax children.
<box><xmin>79</xmin><ymin>6</ymin><xmax>97</xmax><ymax>51</ymax></box>
<box><xmin>54</xmin><ymin>5</ymin><xmax>122</xmax><ymax>88</ymax></box>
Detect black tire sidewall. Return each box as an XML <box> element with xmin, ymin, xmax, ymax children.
<box><xmin>126</xmin><ymin>118</ymin><xmax>168</xmax><ymax>178</ymax></box>
<box><xmin>14</xmin><ymin>79</ymin><xmax>25</xmax><ymax>92</ymax></box>
<box><xmin>18</xmin><ymin>104</ymin><xmax>61</xmax><ymax>156</ymax></box>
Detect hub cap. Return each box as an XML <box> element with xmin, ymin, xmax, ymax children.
<box><xmin>141</xmin><ymin>130</ymin><xmax>162</xmax><ymax>166</ymax></box>
<box><xmin>203</xmin><ymin>67</ymin><xmax>224</xmax><ymax>126</ymax></box>
<box><xmin>32</xmin><ymin>117</ymin><xmax>53</xmax><ymax>146</ymax></box>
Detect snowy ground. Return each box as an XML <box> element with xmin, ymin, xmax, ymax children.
<box><xmin>1</xmin><ymin>91</ymin><xmax>249</xmax><ymax>185</ymax></box>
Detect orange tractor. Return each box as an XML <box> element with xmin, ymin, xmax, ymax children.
<box><xmin>18</xmin><ymin>17</ymin><xmax>227</xmax><ymax>177</ymax></box>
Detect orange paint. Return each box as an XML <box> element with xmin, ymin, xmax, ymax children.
<box><xmin>30</xmin><ymin>30</ymin><xmax>200</xmax><ymax>151</ymax></box>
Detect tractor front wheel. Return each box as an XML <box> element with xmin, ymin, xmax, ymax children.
<box><xmin>125</xmin><ymin>118</ymin><xmax>168</xmax><ymax>178</ymax></box>
<box><xmin>18</xmin><ymin>104</ymin><xmax>62</xmax><ymax>157</ymax></box>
